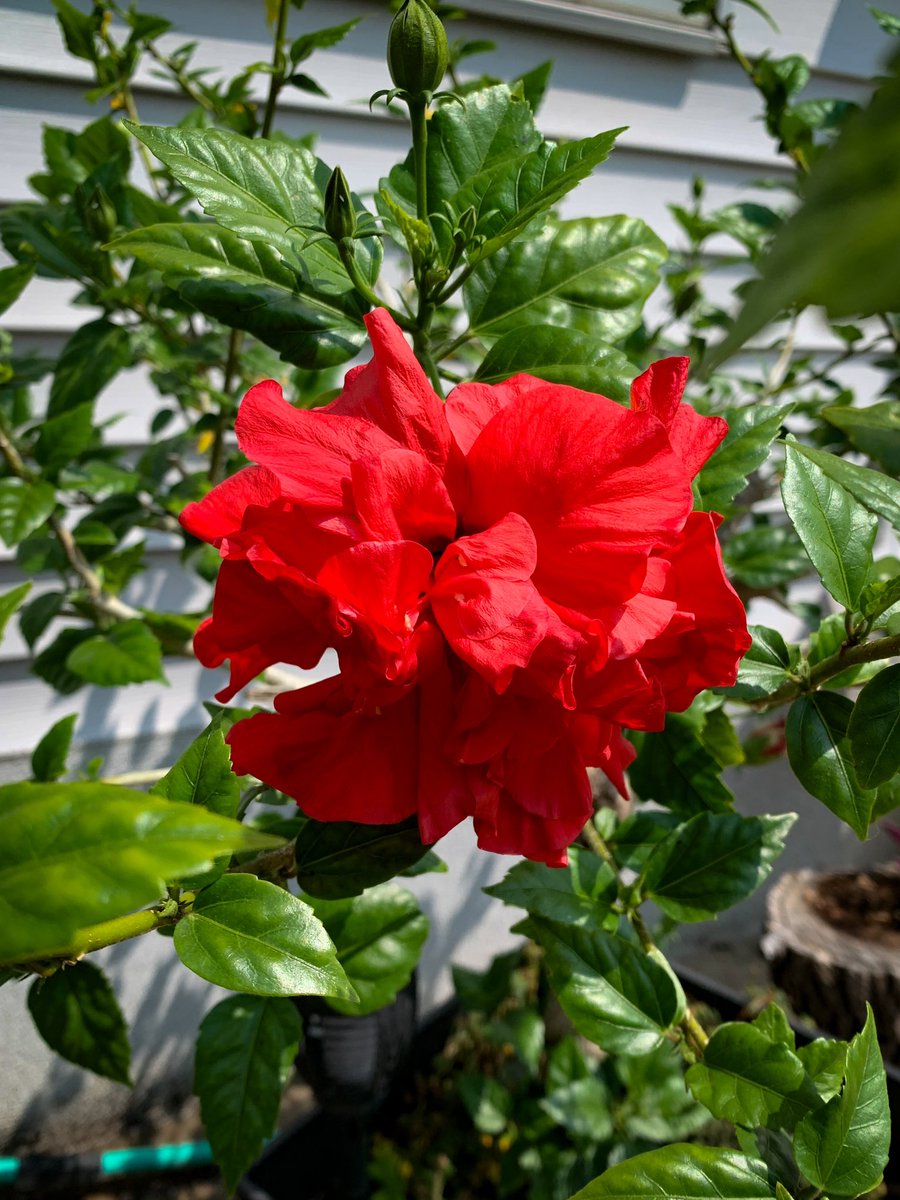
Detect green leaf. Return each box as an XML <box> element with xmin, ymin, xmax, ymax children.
<box><xmin>701</xmin><ymin>706</ymin><xmax>745</xmax><ymax>768</ymax></box>
<box><xmin>48</xmin><ymin>319</ymin><xmax>131</xmax><ymax>416</ymax></box>
<box><xmin>52</xmin><ymin>0</ymin><xmax>97</xmax><ymax>61</ymax></box>
<box><xmin>860</xmin><ymin>573</ymin><xmax>900</xmax><ymax>623</ymax></box>
<box><xmin>724</xmin><ymin>523</ymin><xmax>810</xmax><ymax>589</ymax></box>
<box><xmin>175</xmin><ymin>874</ymin><xmax>353</xmax><ymax>1000</ymax></box>
<box><xmin>628</xmin><ymin>714</ymin><xmax>735</xmax><ymax>817</ymax></box>
<box><xmin>0</xmin><ymin>262</ymin><xmax>34</xmax><ymax>316</ymax></box>
<box><xmin>783</xmin><ymin>441</ymin><xmax>900</xmax><ymax>533</ymax></box>
<box><xmin>0</xmin><ymin>479</ymin><xmax>56</xmax><ymax>547</ymax></box>
<box><xmin>798</xmin><ymin>1039</ymin><xmax>848</xmax><ymax>1102</ymax></box>
<box><xmin>66</xmin><ymin>619</ymin><xmax>165</xmax><ymax>686</ymax></box>
<box><xmin>27</xmin><ymin>960</ymin><xmax>131</xmax><ymax>1084</ymax></box>
<box><xmin>194</xmin><ymin>995</ymin><xmax>301</xmax><ymax>1195</ymax></box>
<box><xmin>607</xmin><ymin>810</ymin><xmax>681</xmax><ymax>871</ymax></box>
<box><xmin>729</xmin><ymin>625</ymin><xmax>796</xmax><ymax>700</ymax></box>
<box><xmin>617</xmin><ymin>1043</ymin><xmax>710</xmax><ymax>1142</ymax></box>
<box><xmin>452</xmin><ymin>949</ymin><xmax>521</xmax><ymax>1014</ymax></box>
<box><xmin>31</xmin><ymin>714</ymin><xmax>77</xmax><ymax>783</ymax></box>
<box><xmin>474</xmin><ymin>326</ymin><xmax>634</xmax><ymax>403</ymax></box>
<box><xmin>484</xmin><ymin>844</ymin><xmax>618</xmax><ymax>927</ymax></box>
<box><xmin>824</xmin><ymin>400</ymin><xmax>900</xmax><ymax>475</ymax></box>
<box><xmin>711</xmin><ymin>55</ymin><xmax>900</xmax><ymax>360</ymax></box>
<box><xmin>751</xmin><ymin>1002</ymin><xmax>795</xmax><ymax>1049</ymax></box>
<box><xmin>540</xmin><ymin>1076</ymin><xmax>613</xmax><ymax>1142</ymax></box>
<box><xmin>0</xmin><ymin>581</ymin><xmax>32</xmax><ymax>641</ymax></box>
<box><xmin>643</xmin><ymin>812</ymin><xmax>795</xmax><ymax>922</ymax></box>
<box><xmin>847</xmin><ymin>663</ymin><xmax>900</xmax><ymax>788</ymax></box>
<box><xmin>794</xmin><ymin>1006</ymin><xmax>890</xmax><ymax>1196</ymax></box>
<box><xmin>111</xmin><ymin>223</ymin><xmax>369</xmax><ymax>369</ymax></box>
<box><xmin>685</xmin><ymin>1022</ymin><xmax>817</xmax><ymax>1130</ymax></box>
<box><xmin>294</xmin><ymin>817</ymin><xmax>433</xmax><ymax>899</ymax></box>
<box><xmin>695</xmin><ymin>405</ymin><xmax>792</xmax><ymax>516</ymax></box>
<box><xmin>34</xmin><ymin>403</ymin><xmax>95</xmax><ymax>473</ymax></box>
<box><xmin>0</xmin><ymin>781</ymin><xmax>280</xmax><ymax>965</ymax></box>
<box><xmin>151</xmin><ymin>719</ymin><xmax>240</xmax><ymax>818</ymax></box>
<box><xmin>521</xmin><ymin>915</ymin><xmax>682</xmax><ymax>1054</ymax></box>
<box><xmin>289</xmin><ymin>18</ymin><xmax>360</xmax><ymax>64</ymax></box>
<box><xmin>786</xmin><ymin>692</ymin><xmax>876</xmax><ymax>838</ymax></box>
<box><xmin>871</xmin><ymin>5</ymin><xmax>900</xmax><ymax>35</ymax></box>
<box><xmin>32</xmin><ymin>626</ymin><xmax>94</xmax><ymax>695</ymax></box>
<box><xmin>782</xmin><ymin>440</ymin><xmax>877</xmax><ymax>610</ymax></box>
<box><xmin>484</xmin><ymin>1007</ymin><xmax>544</xmax><ymax>1076</ymax></box>
<box><xmin>465</xmin><ymin>215</ymin><xmax>667</xmax><ymax>344</ymax></box>
<box><xmin>458</xmin><ymin>1072</ymin><xmax>512</xmax><ymax>1135</ymax></box>
<box><xmin>307</xmin><ymin>883</ymin><xmax>429</xmax><ymax>1016</ymax></box>
<box><xmin>571</xmin><ymin>1144</ymin><xmax>774</xmax><ymax>1200</ymax></box>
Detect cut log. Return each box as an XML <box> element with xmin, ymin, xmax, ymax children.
<box><xmin>763</xmin><ymin>868</ymin><xmax>900</xmax><ymax>1062</ymax></box>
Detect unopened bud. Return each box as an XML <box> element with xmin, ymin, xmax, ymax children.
<box><xmin>387</xmin><ymin>0</ymin><xmax>449</xmax><ymax>97</ymax></box>
<box><xmin>323</xmin><ymin>167</ymin><xmax>357</xmax><ymax>243</ymax></box>
<box><xmin>79</xmin><ymin>183</ymin><xmax>118</xmax><ymax>242</ymax></box>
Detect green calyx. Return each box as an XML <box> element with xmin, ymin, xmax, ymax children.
<box><xmin>387</xmin><ymin>0</ymin><xmax>449</xmax><ymax>98</ymax></box>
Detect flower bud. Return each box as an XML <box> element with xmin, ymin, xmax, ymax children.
<box><xmin>323</xmin><ymin>167</ymin><xmax>357</xmax><ymax>243</ymax></box>
<box><xmin>387</xmin><ymin>0</ymin><xmax>449</xmax><ymax>97</ymax></box>
<box><xmin>79</xmin><ymin>183</ymin><xmax>118</xmax><ymax>242</ymax></box>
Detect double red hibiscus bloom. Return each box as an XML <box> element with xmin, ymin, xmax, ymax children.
<box><xmin>182</xmin><ymin>311</ymin><xmax>750</xmax><ymax>864</ymax></box>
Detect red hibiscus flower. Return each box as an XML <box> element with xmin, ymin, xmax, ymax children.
<box><xmin>182</xmin><ymin>310</ymin><xmax>750</xmax><ymax>865</ymax></box>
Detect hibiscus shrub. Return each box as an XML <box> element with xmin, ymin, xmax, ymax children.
<box><xmin>0</xmin><ymin>0</ymin><xmax>898</xmax><ymax>1196</ymax></box>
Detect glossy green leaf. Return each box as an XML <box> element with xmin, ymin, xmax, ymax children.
<box><xmin>824</xmin><ymin>400</ymin><xmax>900</xmax><ymax>475</ymax></box>
<box><xmin>521</xmin><ymin>916</ymin><xmax>682</xmax><ymax>1054</ymax></box>
<box><xmin>784</xmin><ymin>440</ymin><xmax>900</xmax><ymax>532</ymax></box>
<box><xmin>540</xmin><ymin>1076</ymin><xmax>613</xmax><ymax>1142</ymax></box>
<box><xmin>794</xmin><ymin>1006</ymin><xmax>890</xmax><ymax>1196</ymax></box>
<box><xmin>628</xmin><ymin>714</ymin><xmax>734</xmax><ymax>817</ymax></box>
<box><xmin>0</xmin><ymin>262</ymin><xmax>34</xmax><ymax>316</ymax></box>
<box><xmin>685</xmin><ymin>1022</ymin><xmax>817</xmax><ymax>1130</ymax></box>
<box><xmin>643</xmin><ymin>812</ymin><xmax>795</xmax><ymax>921</ymax></box>
<box><xmin>571</xmin><ymin>1144</ymin><xmax>774</xmax><ymax>1200</ymax></box>
<box><xmin>0</xmin><ymin>782</ymin><xmax>279</xmax><ymax>965</ymax></box>
<box><xmin>782</xmin><ymin>440</ymin><xmax>877</xmax><ymax>610</ymax></box>
<box><xmin>729</xmin><ymin>625</ymin><xmax>797</xmax><ymax>700</ymax></box>
<box><xmin>27</xmin><ymin>960</ymin><xmax>131</xmax><ymax>1084</ymax></box>
<box><xmin>724</xmin><ymin>523</ymin><xmax>810</xmax><ymax>590</ymax></box>
<box><xmin>48</xmin><ymin>319</ymin><xmax>132</xmax><ymax>416</ymax></box>
<box><xmin>847</xmin><ymin>664</ymin><xmax>900</xmax><ymax>788</ymax></box>
<box><xmin>474</xmin><ymin>326</ymin><xmax>634</xmax><ymax>402</ymax></box>
<box><xmin>696</xmin><ymin>405</ymin><xmax>792</xmax><ymax>516</ymax></box>
<box><xmin>786</xmin><ymin>692</ymin><xmax>876</xmax><ymax>838</ymax></box>
<box><xmin>0</xmin><ymin>479</ymin><xmax>56</xmax><ymax>547</ymax></box>
<box><xmin>34</xmin><ymin>403</ymin><xmax>95</xmax><ymax>473</ymax></box>
<box><xmin>294</xmin><ymin>817</ymin><xmax>433</xmax><ymax>899</ymax></box>
<box><xmin>66</xmin><ymin>619</ymin><xmax>165</xmax><ymax>687</ymax></box>
<box><xmin>484</xmin><ymin>845</ymin><xmax>617</xmax><ymax>927</ymax></box>
<box><xmin>151</xmin><ymin>719</ymin><xmax>240</xmax><ymax>818</ymax></box>
<box><xmin>125</xmin><ymin>126</ymin><xmax>378</xmax><ymax>279</ymax></box>
<box><xmin>111</xmin><ymin>223</ymin><xmax>369</xmax><ymax>369</ymax></box>
<box><xmin>465</xmin><ymin>215</ymin><xmax>667</xmax><ymax>344</ymax></box>
<box><xmin>607</xmin><ymin>810</ymin><xmax>681</xmax><ymax>871</ymax></box>
<box><xmin>307</xmin><ymin>883</ymin><xmax>428</xmax><ymax>1016</ymax></box>
<box><xmin>458</xmin><ymin>1072</ymin><xmax>512</xmax><ymax>1134</ymax></box>
<box><xmin>798</xmin><ymin>1038</ymin><xmax>848</xmax><ymax>1102</ymax></box>
<box><xmin>175</xmin><ymin>874</ymin><xmax>352</xmax><ymax>1000</ymax></box>
<box><xmin>0</xmin><ymin>581</ymin><xmax>31</xmax><ymax>641</ymax></box>
<box><xmin>194</xmin><ymin>995</ymin><xmax>300</xmax><ymax>1194</ymax></box>
<box><xmin>31</xmin><ymin>714</ymin><xmax>77</xmax><ymax>783</ymax></box>
<box><xmin>712</xmin><ymin>56</ymin><xmax>900</xmax><ymax>359</ymax></box>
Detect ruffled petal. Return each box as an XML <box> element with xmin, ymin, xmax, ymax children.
<box><xmin>630</xmin><ymin>357</ymin><xmax>727</xmax><ymax>478</ymax></box>
<box><xmin>180</xmin><ymin>466</ymin><xmax>282</xmax><ymax>546</ymax></box>
<box><xmin>327</xmin><ymin>309</ymin><xmax>452</xmax><ymax>469</ymax></box>
<box><xmin>351</xmin><ymin>447</ymin><xmax>457</xmax><ymax>547</ymax></box>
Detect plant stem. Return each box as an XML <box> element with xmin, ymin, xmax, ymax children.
<box><xmin>409</xmin><ymin>99</ymin><xmax>430</xmax><ymax>224</ymax></box>
<box><xmin>337</xmin><ymin>241</ymin><xmax>414</xmax><ymax>330</ymax></box>
<box><xmin>5</xmin><ymin>899</ymin><xmax>179</xmax><ymax>970</ymax></box>
<box><xmin>755</xmin><ymin>632</ymin><xmax>900</xmax><ymax>711</ymax></box>
<box><xmin>228</xmin><ymin>842</ymin><xmax>296</xmax><ymax>881</ymax></box>
<box><xmin>260</xmin><ymin>0</ymin><xmax>291</xmax><ymax>141</ymax></box>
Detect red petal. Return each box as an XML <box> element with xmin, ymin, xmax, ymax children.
<box><xmin>351</xmin><ymin>447</ymin><xmax>457</xmax><ymax>547</ymax></box>
<box><xmin>327</xmin><ymin>309</ymin><xmax>452</xmax><ymax>469</ymax></box>
<box><xmin>630</xmin><ymin>357</ymin><xmax>727</xmax><ymax>478</ymax></box>
<box><xmin>180</xmin><ymin>466</ymin><xmax>281</xmax><ymax>545</ymax></box>
<box><xmin>463</xmin><ymin>381</ymin><xmax>693</xmax><ymax>609</ymax></box>
<box><xmin>227</xmin><ymin>689</ymin><xmax>419</xmax><ymax>824</ymax></box>
<box><xmin>235</xmin><ymin>378</ymin><xmax>397</xmax><ymax>511</ymax></box>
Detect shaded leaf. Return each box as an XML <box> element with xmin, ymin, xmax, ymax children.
<box><xmin>847</xmin><ymin>663</ymin><xmax>900</xmax><ymax>788</ymax></box>
<box><xmin>0</xmin><ymin>581</ymin><xmax>32</xmax><ymax>641</ymax></box>
<box><xmin>484</xmin><ymin>845</ymin><xmax>617</xmax><ymax>927</ymax></box>
<box><xmin>295</xmin><ymin>817</ymin><xmax>432</xmax><ymax>899</ymax></box>
<box><xmin>629</xmin><ymin>714</ymin><xmax>734</xmax><ymax>817</ymax></box>
<box><xmin>31</xmin><ymin>714</ymin><xmax>77</xmax><ymax>783</ymax></box>
<box><xmin>66</xmin><ymin>620</ymin><xmax>165</xmax><ymax>686</ymax></box>
<box><xmin>696</xmin><ymin>405</ymin><xmax>792</xmax><ymax>516</ymax></box>
<box><xmin>786</xmin><ymin>692</ymin><xmax>876</xmax><ymax>838</ymax></box>
<box><xmin>28</xmin><ymin>960</ymin><xmax>131</xmax><ymax>1084</ymax></box>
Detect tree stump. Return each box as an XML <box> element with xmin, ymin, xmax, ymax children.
<box><xmin>762</xmin><ymin>868</ymin><xmax>900</xmax><ymax>1062</ymax></box>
